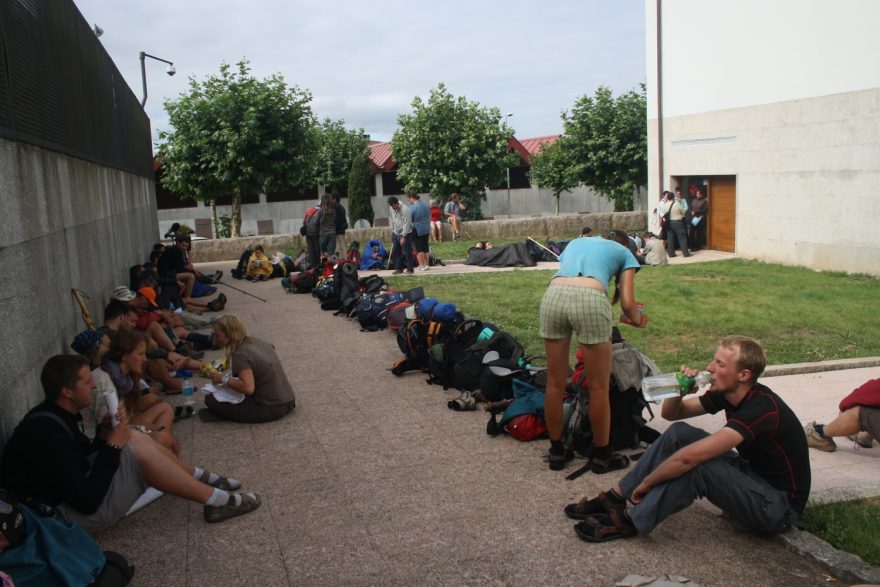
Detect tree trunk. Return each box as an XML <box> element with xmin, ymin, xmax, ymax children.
<box><xmin>555</xmin><ymin>194</ymin><xmax>560</xmax><ymax>215</ymax></box>
<box><xmin>210</xmin><ymin>201</ymin><xmax>219</xmax><ymax>238</ymax></box>
<box><xmin>231</xmin><ymin>192</ymin><xmax>242</xmax><ymax>237</ymax></box>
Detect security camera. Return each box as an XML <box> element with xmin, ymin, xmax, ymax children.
<box><xmin>166</xmin><ymin>65</ymin><xmax>176</xmax><ymax>76</ymax></box>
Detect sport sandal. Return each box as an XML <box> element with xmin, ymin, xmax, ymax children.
<box><xmin>574</xmin><ymin>510</ymin><xmax>637</xmax><ymax>543</ymax></box>
<box><xmin>197</xmin><ymin>469</ymin><xmax>241</xmax><ymax>491</ymax></box>
<box><xmin>590</xmin><ymin>452</ymin><xmax>630</xmax><ymax>474</ymax></box>
<box><xmin>204</xmin><ymin>493</ymin><xmax>261</xmax><ymax>523</ymax></box>
<box><xmin>564</xmin><ymin>490</ymin><xmax>626</xmax><ymax>520</ymax></box>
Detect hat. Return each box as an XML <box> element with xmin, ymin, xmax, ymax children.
<box><xmin>0</xmin><ymin>492</ymin><xmax>26</xmax><ymax>549</ymax></box>
<box><xmin>110</xmin><ymin>286</ymin><xmax>136</xmax><ymax>302</ymax></box>
<box><xmin>137</xmin><ymin>287</ymin><xmax>159</xmax><ymax>307</ymax></box>
<box><xmin>71</xmin><ymin>329</ymin><xmax>103</xmax><ymax>355</ymax></box>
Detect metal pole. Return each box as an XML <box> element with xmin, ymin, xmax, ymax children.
<box><xmin>139</xmin><ymin>52</ymin><xmax>147</xmax><ymax>107</ymax></box>
<box><xmin>506</xmin><ymin>167</ymin><xmax>511</xmax><ymax>219</ymax></box>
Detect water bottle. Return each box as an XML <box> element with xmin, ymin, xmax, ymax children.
<box><xmin>182</xmin><ymin>378</ymin><xmax>194</xmax><ymax>406</ymax></box>
<box><xmin>642</xmin><ymin>371</ymin><xmax>711</xmax><ymax>403</ymax></box>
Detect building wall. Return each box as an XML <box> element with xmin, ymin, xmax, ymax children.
<box><xmin>0</xmin><ymin>139</ymin><xmax>158</xmax><ymax>442</ymax></box>
<box><xmin>646</xmin><ymin>0</ymin><xmax>880</xmax><ymax>275</ymax></box>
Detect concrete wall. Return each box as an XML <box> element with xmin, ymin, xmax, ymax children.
<box><xmin>188</xmin><ymin>211</ymin><xmax>648</xmax><ymax>263</ymax></box>
<box><xmin>0</xmin><ymin>139</ymin><xmax>158</xmax><ymax>443</ymax></box>
<box><xmin>156</xmin><ymin>184</ymin><xmax>618</xmax><ymax>239</ymax></box>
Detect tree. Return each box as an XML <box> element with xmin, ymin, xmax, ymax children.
<box><xmin>159</xmin><ymin>60</ymin><xmax>316</xmax><ymax>237</ymax></box>
<box><xmin>528</xmin><ymin>138</ymin><xmax>580</xmax><ymax>214</ymax></box>
<box><xmin>560</xmin><ymin>85</ymin><xmax>647</xmax><ymax>211</ymax></box>
<box><xmin>392</xmin><ymin>84</ymin><xmax>516</xmax><ymax>220</ymax></box>
<box><xmin>347</xmin><ymin>147</ymin><xmax>374</xmax><ymax>225</ymax></box>
<box><xmin>313</xmin><ymin>118</ymin><xmax>369</xmax><ymax>193</ymax></box>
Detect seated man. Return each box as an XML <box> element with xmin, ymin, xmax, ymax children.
<box><xmin>640</xmin><ymin>232</ymin><xmax>668</xmax><ymax>266</ymax></box>
<box><xmin>804</xmin><ymin>377</ymin><xmax>880</xmax><ymax>451</ymax></box>
<box><xmin>566</xmin><ymin>336</ymin><xmax>810</xmax><ymax>542</ymax></box>
<box><xmin>157</xmin><ymin>236</ymin><xmax>196</xmax><ymax>299</ymax></box>
<box><xmin>443</xmin><ymin>193</ymin><xmax>466</xmax><ymax>240</ymax></box>
<box><xmin>0</xmin><ymin>355</ymin><xmax>261</xmax><ymax>533</ymax></box>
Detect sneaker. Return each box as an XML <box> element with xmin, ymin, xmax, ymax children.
<box><xmin>405</xmin><ymin>269</ymin><xmax>414</xmax><ymax>274</ymax></box>
<box><xmin>849</xmin><ymin>431</ymin><xmax>874</xmax><ymax>448</ymax></box>
<box><xmin>804</xmin><ymin>421</ymin><xmax>836</xmax><ymax>452</ymax></box>
<box><xmin>204</xmin><ymin>493</ymin><xmax>261</xmax><ymax>523</ymax></box>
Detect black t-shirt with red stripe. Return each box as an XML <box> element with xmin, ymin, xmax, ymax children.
<box><xmin>700</xmin><ymin>383</ymin><xmax>811</xmax><ymax>514</ymax></box>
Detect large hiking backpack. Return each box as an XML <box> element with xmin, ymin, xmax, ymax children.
<box><xmin>284</xmin><ymin>268</ymin><xmax>318</xmax><ymax>293</ymax></box>
<box><xmin>478</xmin><ymin>351</ymin><xmax>547</xmax><ymax>404</ymax></box>
<box><xmin>426</xmin><ymin>319</ymin><xmax>494</xmax><ymax>390</ymax></box>
<box><xmin>320</xmin><ymin>261</ymin><xmax>358</xmax><ymax>311</ymax></box>
<box><xmin>231</xmin><ymin>247</ymin><xmax>253</xmax><ymax>279</ymax></box>
<box><xmin>339</xmin><ymin>275</ymin><xmax>387</xmax><ymax>317</ymax></box>
<box><xmin>312</xmin><ymin>277</ymin><xmax>336</xmax><ymax>302</ymax></box>
<box><xmin>392</xmin><ymin>316</ymin><xmax>456</xmax><ymax>376</ymax></box>
<box><xmin>356</xmin><ymin>291</ymin><xmax>405</xmax><ymax>331</ymax></box>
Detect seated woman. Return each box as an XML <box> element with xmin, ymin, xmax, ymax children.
<box><xmin>203</xmin><ymin>315</ymin><xmax>296</xmax><ymax>423</ymax></box>
<box><xmin>246</xmin><ymin>245</ymin><xmax>273</xmax><ymax>281</ymax></box>
<box><xmin>101</xmin><ymin>329</ymin><xmax>180</xmax><ymax>453</ymax></box>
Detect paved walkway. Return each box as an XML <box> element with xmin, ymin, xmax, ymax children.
<box><xmin>94</xmin><ymin>251</ymin><xmax>878</xmax><ymax>586</ymax></box>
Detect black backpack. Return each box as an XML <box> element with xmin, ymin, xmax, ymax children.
<box><xmin>478</xmin><ymin>352</ymin><xmax>546</xmax><ymax>404</ymax></box>
<box><xmin>231</xmin><ymin>247</ymin><xmax>253</xmax><ymax>279</ymax></box>
<box><xmin>426</xmin><ymin>319</ymin><xmax>488</xmax><ymax>390</ymax></box>
<box><xmin>356</xmin><ymin>291</ymin><xmax>405</xmax><ymax>331</ymax></box>
<box><xmin>392</xmin><ymin>316</ymin><xmax>457</xmax><ymax>376</ymax></box>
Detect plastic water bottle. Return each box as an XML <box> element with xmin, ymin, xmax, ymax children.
<box><xmin>182</xmin><ymin>378</ymin><xmax>194</xmax><ymax>406</ymax></box>
<box><xmin>642</xmin><ymin>371</ymin><xmax>711</xmax><ymax>403</ymax></box>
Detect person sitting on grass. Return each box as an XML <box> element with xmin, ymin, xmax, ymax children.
<box><xmin>246</xmin><ymin>245</ymin><xmax>273</xmax><ymax>281</ymax></box>
<box><xmin>640</xmin><ymin>232</ymin><xmax>668</xmax><ymax>266</ymax></box>
<box><xmin>1</xmin><ymin>355</ymin><xmax>261</xmax><ymax>533</ymax></box>
<box><xmin>566</xmin><ymin>336</ymin><xmax>810</xmax><ymax>543</ymax></box>
<box><xmin>201</xmin><ymin>315</ymin><xmax>296</xmax><ymax>424</ymax></box>
<box><xmin>804</xmin><ymin>377</ymin><xmax>880</xmax><ymax>451</ymax></box>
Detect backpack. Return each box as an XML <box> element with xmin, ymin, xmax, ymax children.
<box><xmin>231</xmin><ymin>247</ymin><xmax>253</xmax><ymax>279</ymax></box>
<box><xmin>426</xmin><ymin>319</ymin><xmax>488</xmax><ymax>390</ymax></box>
<box><xmin>356</xmin><ymin>291</ymin><xmax>405</xmax><ymax>331</ymax></box>
<box><xmin>312</xmin><ymin>277</ymin><xmax>336</xmax><ymax>302</ymax></box>
<box><xmin>284</xmin><ymin>269</ymin><xmax>318</xmax><ymax>293</ymax></box>
<box><xmin>345</xmin><ymin>241</ymin><xmax>361</xmax><ymax>266</ymax></box>
<box><xmin>387</xmin><ymin>301</ymin><xmax>417</xmax><ymax>331</ymax></box>
<box><xmin>339</xmin><ymin>275</ymin><xmax>387</xmax><ymax>317</ymax></box>
<box><xmin>392</xmin><ymin>316</ymin><xmax>456</xmax><ymax>376</ymax></box>
<box><xmin>478</xmin><ymin>351</ymin><xmax>546</xmax><ymax>404</ymax></box>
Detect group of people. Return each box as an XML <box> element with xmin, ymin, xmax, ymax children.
<box><xmin>303</xmin><ymin>192</ymin><xmax>348</xmax><ymax>269</ymax></box>
<box><xmin>655</xmin><ymin>186</ymin><xmax>708</xmax><ymax>257</ymax></box>
<box><xmin>0</xmin><ymin>233</ymin><xmax>298</xmax><ymax>563</ymax></box>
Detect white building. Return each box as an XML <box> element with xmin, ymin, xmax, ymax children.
<box><xmin>646</xmin><ymin>0</ymin><xmax>880</xmax><ymax>275</ymax></box>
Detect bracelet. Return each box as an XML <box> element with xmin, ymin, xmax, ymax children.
<box><xmin>107</xmin><ymin>443</ymin><xmax>123</xmax><ymax>451</ymax></box>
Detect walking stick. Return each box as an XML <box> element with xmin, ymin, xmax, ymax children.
<box><xmin>527</xmin><ymin>237</ymin><xmax>560</xmax><ymax>260</ymax></box>
<box><xmin>215</xmin><ymin>280</ymin><xmax>267</xmax><ymax>303</ymax></box>
<box><xmin>71</xmin><ymin>288</ymin><xmax>96</xmax><ymax>330</ymax></box>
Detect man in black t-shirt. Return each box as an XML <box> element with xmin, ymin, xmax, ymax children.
<box><xmin>566</xmin><ymin>335</ymin><xmax>811</xmax><ymax>543</ymax></box>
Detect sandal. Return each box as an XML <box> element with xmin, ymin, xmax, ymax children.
<box><xmin>590</xmin><ymin>452</ymin><xmax>630</xmax><ymax>474</ymax></box>
<box><xmin>573</xmin><ymin>510</ymin><xmax>637</xmax><ymax>543</ymax></box>
<box><xmin>173</xmin><ymin>405</ymin><xmax>194</xmax><ymax>421</ymax></box>
<box><xmin>547</xmin><ymin>449</ymin><xmax>574</xmax><ymax>471</ymax></box>
<box><xmin>197</xmin><ymin>469</ymin><xmax>242</xmax><ymax>491</ymax></box>
<box><xmin>564</xmin><ymin>491</ymin><xmax>626</xmax><ymax>520</ymax></box>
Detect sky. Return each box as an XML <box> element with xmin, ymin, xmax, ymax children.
<box><xmin>74</xmin><ymin>0</ymin><xmax>646</xmax><ymax>148</ymax></box>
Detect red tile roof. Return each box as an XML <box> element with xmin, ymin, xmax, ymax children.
<box><xmin>519</xmin><ymin>134</ymin><xmax>560</xmax><ymax>155</ymax></box>
<box><xmin>369</xmin><ymin>142</ymin><xmax>395</xmax><ymax>172</ymax></box>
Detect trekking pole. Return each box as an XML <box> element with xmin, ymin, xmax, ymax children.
<box><xmin>215</xmin><ymin>280</ymin><xmax>267</xmax><ymax>303</ymax></box>
<box><xmin>527</xmin><ymin>237</ymin><xmax>560</xmax><ymax>260</ymax></box>
<box><xmin>71</xmin><ymin>288</ymin><xmax>96</xmax><ymax>330</ymax></box>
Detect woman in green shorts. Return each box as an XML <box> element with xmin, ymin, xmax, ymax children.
<box><xmin>539</xmin><ymin>230</ymin><xmax>647</xmax><ymax>472</ymax></box>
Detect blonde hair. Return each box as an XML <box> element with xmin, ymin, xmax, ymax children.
<box><xmin>719</xmin><ymin>335</ymin><xmax>767</xmax><ymax>381</ymax></box>
<box><xmin>214</xmin><ymin>314</ymin><xmax>249</xmax><ymax>355</ymax></box>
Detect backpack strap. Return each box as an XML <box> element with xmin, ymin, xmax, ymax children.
<box><xmin>26</xmin><ymin>410</ymin><xmax>77</xmax><ymax>439</ymax></box>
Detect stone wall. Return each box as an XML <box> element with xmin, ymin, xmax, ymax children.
<box><xmin>0</xmin><ymin>139</ymin><xmax>157</xmax><ymax>444</ymax></box>
<box><xmin>189</xmin><ymin>211</ymin><xmax>648</xmax><ymax>262</ymax></box>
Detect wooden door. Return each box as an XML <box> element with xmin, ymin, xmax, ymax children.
<box><xmin>708</xmin><ymin>176</ymin><xmax>736</xmax><ymax>253</ymax></box>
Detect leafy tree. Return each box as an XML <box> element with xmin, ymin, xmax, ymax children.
<box><xmin>347</xmin><ymin>147</ymin><xmax>374</xmax><ymax>225</ymax></box>
<box><xmin>313</xmin><ymin>118</ymin><xmax>369</xmax><ymax>193</ymax></box>
<box><xmin>528</xmin><ymin>139</ymin><xmax>580</xmax><ymax>214</ymax></box>
<box><xmin>559</xmin><ymin>85</ymin><xmax>647</xmax><ymax>211</ymax></box>
<box><xmin>159</xmin><ymin>60</ymin><xmax>316</xmax><ymax>236</ymax></box>
<box><xmin>392</xmin><ymin>83</ymin><xmax>516</xmax><ymax>220</ymax></box>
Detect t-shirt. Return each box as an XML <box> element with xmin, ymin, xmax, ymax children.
<box><xmin>430</xmin><ymin>206</ymin><xmax>442</xmax><ymax>222</ymax></box>
<box><xmin>409</xmin><ymin>201</ymin><xmax>430</xmax><ymax>236</ymax></box>
<box><xmin>552</xmin><ymin>237</ymin><xmax>640</xmax><ymax>291</ymax></box>
<box><xmin>443</xmin><ymin>201</ymin><xmax>460</xmax><ymax>217</ymax></box>
<box><xmin>700</xmin><ymin>383</ymin><xmax>811</xmax><ymax>514</ymax></box>
<box><xmin>232</xmin><ymin>338</ymin><xmax>295</xmax><ymax>407</ymax></box>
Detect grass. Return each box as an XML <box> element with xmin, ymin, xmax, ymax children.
<box><xmin>384</xmin><ymin>258</ymin><xmax>880</xmax><ymax>371</ymax></box>
<box><xmin>798</xmin><ymin>497</ymin><xmax>880</xmax><ymax>566</ymax></box>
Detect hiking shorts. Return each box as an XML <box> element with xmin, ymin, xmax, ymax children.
<box><xmin>57</xmin><ymin>445</ymin><xmax>149</xmax><ymax>534</ymax></box>
<box><xmin>538</xmin><ymin>285</ymin><xmax>612</xmax><ymax>345</ymax></box>
<box><xmin>413</xmin><ymin>233</ymin><xmax>429</xmax><ymax>253</ymax></box>
<box><xmin>860</xmin><ymin>406</ymin><xmax>880</xmax><ymax>439</ymax></box>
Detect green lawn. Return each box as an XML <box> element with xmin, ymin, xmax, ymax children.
<box><xmin>798</xmin><ymin>497</ymin><xmax>880</xmax><ymax>566</ymax></box>
<box><xmin>386</xmin><ymin>258</ymin><xmax>880</xmax><ymax>371</ymax></box>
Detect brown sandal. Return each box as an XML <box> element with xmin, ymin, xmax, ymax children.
<box><xmin>574</xmin><ymin>510</ymin><xmax>636</xmax><ymax>542</ymax></box>
<box><xmin>564</xmin><ymin>491</ymin><xmax>626</xmax><ymax>520</ymax></box>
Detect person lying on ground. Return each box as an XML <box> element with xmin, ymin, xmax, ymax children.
<box><xmin>101</xmin><ymin>329</ymin><xmax>179</xmax><ymax>454</ymax></box>
<box><xmin>566</xmin><ymin>336</ymin><xmax>810</xmax><ymax>543</ymax></box>
<box><xmin>202</xmin><ymin>315</ymin><xmax>296</xmax><ymax>423</ymax></box>
<box><xmin>804</xmin><ymin>377</ymin><xmax>880</xmax><ymax>451</ymax></box>
<box><xmin>246</xmin><ymin>245</ymin><xmax>273</xmax><ymax>281</ymax></box>
<box><xmin>1</xmin><ymin>355</ymin><xmax>261</xmax><ymax>533</ymax></box>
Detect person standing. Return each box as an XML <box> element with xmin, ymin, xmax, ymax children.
<box><xmin>689</xmin><ymin>189</ymin><xmax>708</xmax><ymax>251</ymax></box>
<box><xmin>318</xmin><ymin>193</ymin><xmax>337</xmax><ymax>260</ymax></box>
<box><xmin>666</xmin><ymin>190</ymin><xmax>691</xmax><ymax>258</ymax></box>
<box><xmin>388</xmin><ymin>196</ymin><xmax>414</xmax><ymax>274</ymax></box>
<box><xmin>303</xmin><ymin>203</ymin><xmax>321</xmax><ymax>268</ymax></box>
<box><xmin>408</xmin><ymin>193</ymin><xmax>431</xmax><ymax>271</ymax></box>
<box><xmin>443</xmin><ymin>193</ymin><xmax>466</xmax><ymax>240</ymax></box>
<box><xmin>539</xmin><ymin>233</ymin><xmax>646</xmax><ymax>473</ymax></box>
<box><xmin>332</xmin><ymin>192</ymin><xmax>348</xmax><ymax>257</ymax></box>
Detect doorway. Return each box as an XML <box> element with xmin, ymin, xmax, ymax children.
<box><xmin>674</xmin><ymin>175</ymin><xmax>736</xmax><ymax>253</ymax></box>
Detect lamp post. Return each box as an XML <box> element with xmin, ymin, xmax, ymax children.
<box><xmin>139</xmin><ymin>51</ymin><xmax>176</xmax><ymax>107</ymax></box>
<box><xmin>504</xmin><ymin>112</ymin><xmax>513</xmax><ymax>218</ymax></box>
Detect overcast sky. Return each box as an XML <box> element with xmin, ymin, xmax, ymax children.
<box><xmin>74</xmin><ymin>0</ymin><xmax>645</xmax><ymax>147</ymax></box>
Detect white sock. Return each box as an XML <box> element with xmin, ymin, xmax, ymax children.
<box><xmin>193</xmin><ymin>466</ymin><xmax>204</xmax><ymax>480</ymax></box>
<box><xmin>206</xmin><ymin>488</ymin><xmax>230</xmax><ymax>507</ymax></box>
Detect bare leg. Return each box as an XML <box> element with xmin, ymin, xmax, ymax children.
<box><xmin>147</xmin><ymin>321</ymin><xmax>176</xmax><ymax>352</ymax></box>
<box><xmin>178</xmin><ymin>272</ymin><xmax>195</xmax><ymax>299</ymax></box>
<box><xmin>126</xmin><ymin>431</ymin><xmax>211</xmax><ymax>502</ymax></box>
<box><xmin>144</xmin><ymin>359</ymin><xmax>183</xmax><ymax>393</ymax></box>
<box><xmin>581</xmin><ymin>341</ymin><xmax>613</xmax><ymax>447</ymax></box>
<box><xmin>823</xmin><ymin>407</ymin><xmax>862</xmax><ymax>437</ymax></box>
<box><xmin>543</xmin><ymin>337</ymin><xmax>571</xmax><ymax>442</ymax></box>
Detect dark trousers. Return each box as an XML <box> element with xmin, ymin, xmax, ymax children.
<box><xmin>205</xmin><ymin>394</ymin><xmax>294</xmax><ymax>423</ymax></box>
<box><xmin>306</xmin><ymin>235</ymin><xmax>320</xmax><ymax>268</ymax></box>
<box><xmin>666</xmin><ymin>220</ymin><xmax>690</xmax><ymax>256</ymax></box>
<box><xmin>390</xmin><ymin>232</ymin><xmax>414</xmax><ymax>271</ymax></box>
<box><xmin>618</xmin><ymin>422</ymin><xmax>795</xmax><ymax>536</ymax></box>
<box><xmin>689</xmin><ymin>217</ymin><xmax>707</xmax><ymax>250</ymax></box>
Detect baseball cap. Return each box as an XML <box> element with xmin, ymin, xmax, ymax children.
<box><xmin>136</xmin><ymin>287</ymin><xmax>159</xmax><ymax>308</ymax></box>
<box><xmin>110</xmin><ymin>286</ymin><xmax>136</xmax><ymax>302</ymax></box>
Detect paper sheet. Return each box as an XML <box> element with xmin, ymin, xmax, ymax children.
<box><xmin>201</xmin><ymin>383</ymin><xmax>246</xmax><ymax>404</ymax></box>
